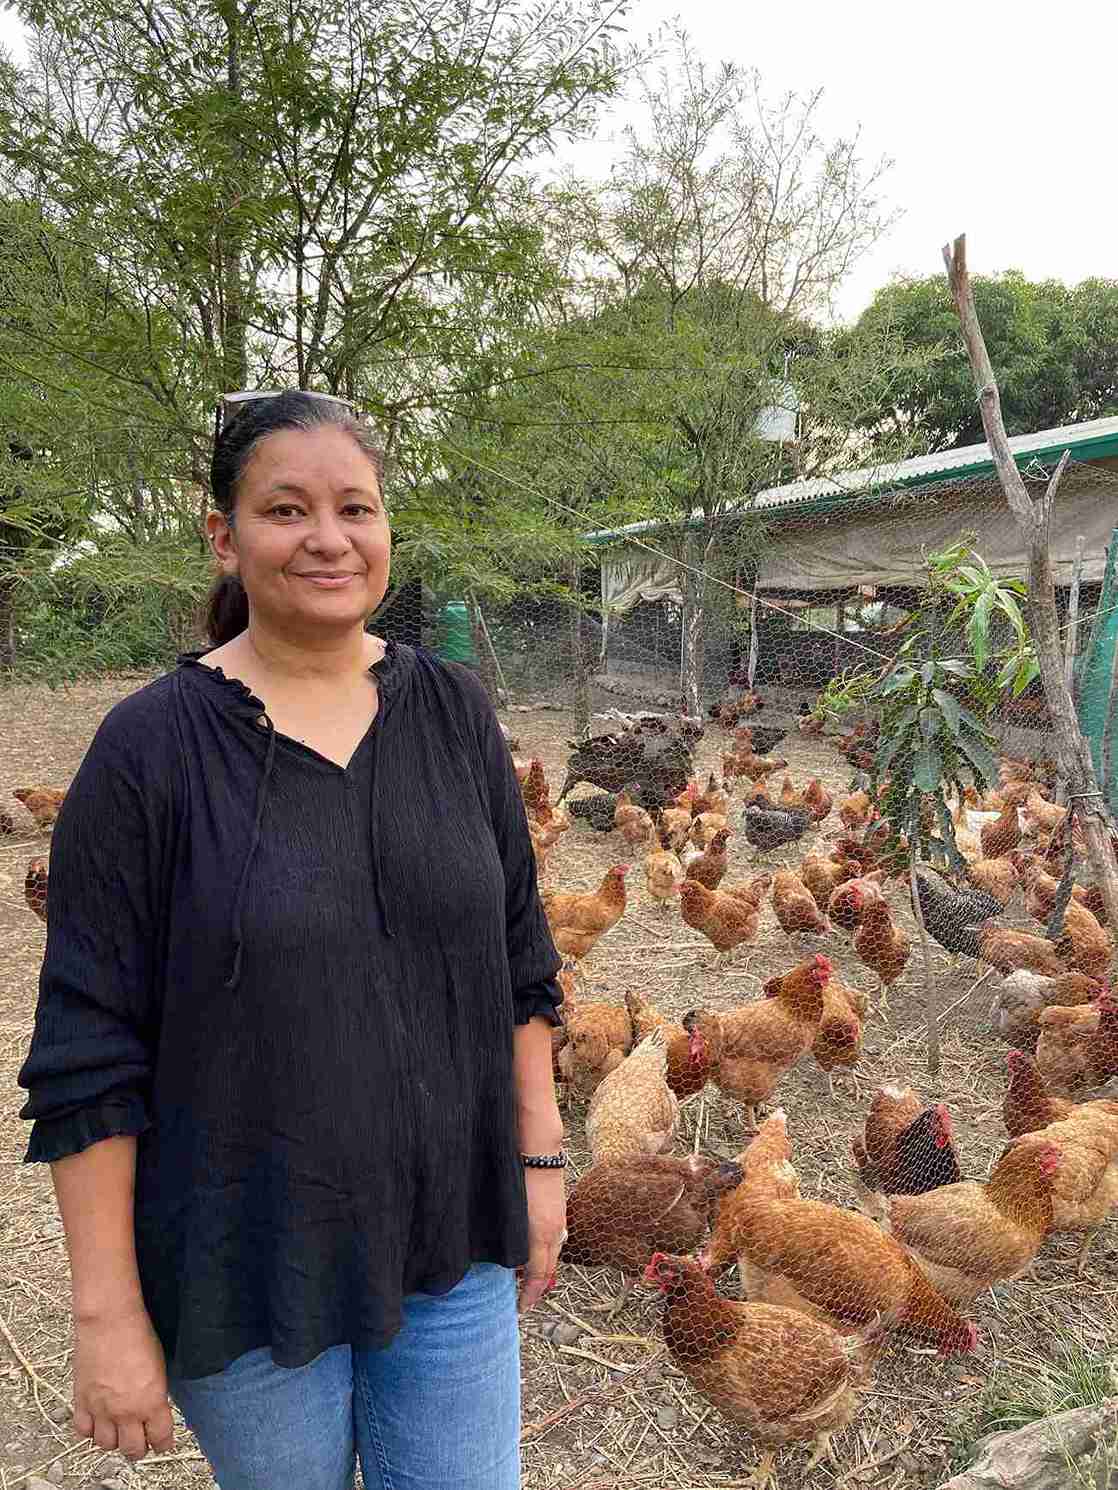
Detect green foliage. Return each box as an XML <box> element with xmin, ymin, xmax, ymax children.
<box><xmin>848</xmin><ymin>270</ymin><xmax>1118</xmax><ymax>451</ymax></box>
<box><xmin>927</xmin><ymin>542</ymin><xmax>1039</xmax><ymax>697</ymax></box>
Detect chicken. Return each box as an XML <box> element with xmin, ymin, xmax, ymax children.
<box><xmin>679</xmin><ymin>878</ymin><xmax>762</xmax><ymax>967</ymax></box>
<box><xmin>778</xmin><ymin>775</ymin><xmax>808</xmax><ymax>813</ymax></box>
<box><xmin>563</xmin><ymin>1155</ymin><xmax>743</xmax><ymax>1315</ymax></box>
<box><xmin>733</xmin><ymin>752</ymin><xmax>789</xmax><ymax>783</ymax></box>
<box><xmin>770</xmin><ymin>869</ymin><xmax>829</xmax><ymax>937</ymax></box>
<box><xmin>1020</xmin><ymin>857</ymin><xmax>1099</xmax><ymax>923</ymax></box>
<box><xmin>741</xmin><ymin>804</ymin><xmax>812</xmax><ymax>857</ymax></box>
<box><xmin>1036</xmin><ymin>994</ymin><xmax>1118</xmax><ymax>1096</ymax></box>
<box><xmin>703</xmin><ymin>1196</ymin><xmax>978</xmax><ymax>1356</ymax></box>
<box><xmin>732</xmin><ymin>723</ymin><xmax>788</xmax><ymax>757</ymax></box>
<box><xmin>613</xmin><ymin>790</ymin><xmax>654</xmax><ymax>846</ymax></box>
<box><xmin>644</xmin><ymin>827</ymin><xmax>685</xmax><ymax>910</ymax></box>
<box><xmin>12</xmin><ymin>786</ymin><xmax>67</xmax><ymax>829</ymax></box>
<box><xmin>727</xmin><ymin>1109</ymin><xmax>802</xmax><ymax>1203</ymax></box>
<box><xmin>853</xmin><ymin>1089</ymin><xmax>962</xmax><ymax>1195</ymax></box>
<box><xmin>991</xmin><ymin>970</ymin><xmax>1103</xmax><ymax>1052</ymax></box>
<box><xmin>680</xmin><ymin>827</ymin><xmax>732</xmax><ymax>892</ymax></box>
<box><xmin>975</xmin><ymin>924</ymin><xmax>1067</xmax><ymax>977</ymax></box>
<box><xmin>643</xmin><ymin>1253</ymin><xmax>873</xmax><ymax>1488</ymax></box>
<box><xmin>690</xmin><ymin>811</ymin><xmax>730</xmax><ymax>850</ymax></box>
<box><xmin>691</xmin><ymin>772</ymin><xmax>730</xmax><ymax>818</ymax></box>
<box><xmin>541</xmin><ymin>865</ymin><xmax>629</xmax><ymax>960</ymax></box>
<box><xmin>838</xmin><ymin>790</ymin><xmax>876</xmax><ymax>832</ymax></box>
<box><xmin>1003</xmin><ymin>1050</ymin><xmax>1074</xmax><ymax>1137</ymax></box>
<box><xmin>864</xmin><ymin>1141</ymin><xmax>1061</xmax><ymax>1305</ymax></box>
<box><xmin>852</xmin><ymin>882</ymin><xmax>910</xmax><ymax>1003</ymax></box>
<box><xmin>24</xmin><ymin>857</ymin><xmax>49</xmax><ymax>924</ymax></box>
<box><xmin>803</xmin><ymin>779</ymin><xmax>833</xmax><ymax>824</ymax></box>
<box><xmin>912</xmin><ymin>870</ymin><xmax>1001</xmax><ymax>962</ymax></box>
<box><xmin>980</xmin><ymin>801</ymin><xmax>1022</xmax><ymax>861</ymax></box>
<box><xmin>826</xmin><ymin>871</ymin><xmax>884</xmax><ymax>936</ymax></box>
<box><xmin>555</xmin><ymin>995</ymin><xmax>633</xmax><ymax>1095</ymax></box>
<box><xmin>799</xmin><ymin>852</ymin><xmax>859</xmax><ymax>913</ymax></box>
<box><xmin>624</xmin><ymin>989</ymin><xmax>716</xmax><ymax>1101</ymax></box>
<box><xmin>965</xmin><ymin>857</ymin><xmax>1017</xmax><ymax>909</ymax></box>
<box><xmin>1050</xmin><ymin>900</ymin><xmax>1113</xmax><ymax>980</ymax></box>
<box><xmin>1009</xmin><ymin>1113</ymin><xmax>1118</xmax><ymax>1271</ymax></box>
<box><xmin>683</xmin><ymin>955</ymin><xmax>831</xmax><ymax>1127</ymax></box>
<box><xmin>659</xmin><ymin>802</ymin><xmax>696</xmax><ymax>852</ymax></box>
<box><xmin>531</xmin><ymin>798</ymin><xmax>570</xmax><ymax>849</ymax></box>
<box><xmin>586</xmin><ymin>1030</ymin><xmax>679</xmax><ymax>1163</ymax></box>
<box><xmin>520</xmin><ymin>758</ymin><xmax>550</xmax><ymax>815</ymax></box>
<box><xmin>806</xmin><ymin>977</ymin><xmax>867</xmax><ymax>1098</ymax></box>
<box><xmin>568</xmin><ymin>791</ymin><xmax>620</xmax><ymax>834</ymax></box>
<box><xmin>998</xmin><ymin>755</ymin><xmax>1037</xmax><ymax>785</ymax></box>
<box><xmin>1022</xmin><ymin>789</ymin><xmax>1067</xmax><ymax>837</ymax></box>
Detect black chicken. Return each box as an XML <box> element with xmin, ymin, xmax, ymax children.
<box><xmin>558</xmin><ymin>732</ymin><xmax>692</xmax><ymax>806</ymax></box>
<box><xmin>739</xmin><ymin>725</ymin><xmax>789</xmax><ymax>757</ymax></box>
<box><xmin>568</xmin><ymin>791</ymin><xmax>620</xmax><ymax>833</ymax></box>
<box><xmin>854</xmin><ymin>1103</ymin><xmax>962</xmax><ymax>1196</ymax></box>
<box><xmin>740</xmin><ymin>803</ymin><xmax>812</xmax><ymax>854</ymax></box>
<box><xmin>912</xmin><ymin>870</ymin><xmax>1002</xmax><ymax>960</ymax></box>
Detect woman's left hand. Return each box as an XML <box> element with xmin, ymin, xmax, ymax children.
<box><xmin>518</xmin><ymin>1167</ymin><xmax>567</xmax><ymax>1315</ymax></box>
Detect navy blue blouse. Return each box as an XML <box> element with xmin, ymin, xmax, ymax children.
<box><xmin>18</xmin><ymin>642</ymin><xmax>562</xmax><ymax>1379</ymax></box>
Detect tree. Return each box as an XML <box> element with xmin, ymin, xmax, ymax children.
<box><xmin>849</xmin><ymin>271</ymin><xmax>1118</xmax><ymax>452</ymax></box>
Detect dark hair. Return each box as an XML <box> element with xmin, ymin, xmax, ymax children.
<box><xmin>203</xmin><ymin>391</ymin><xmax>386</xmax><ymax>646</ymax></box>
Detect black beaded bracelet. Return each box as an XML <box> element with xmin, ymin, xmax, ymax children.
<box><xmin>521</xmin><ymin>1151</ymin><xmax>569</xmax><ymax>1169</ymax></box>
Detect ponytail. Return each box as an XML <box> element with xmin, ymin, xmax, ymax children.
<box><xmin>204</xmin><ymin>573</ymin><xmax>249</xmax><ymax>646</ymax></box>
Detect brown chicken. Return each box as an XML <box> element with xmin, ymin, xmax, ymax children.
<box><xmin>838</xmin><ymin>790</ymin><xmax>876</xmax><ymax>832</ymax></box>
<box><xmin>803</xmin><ymin>779</ymin><xmax>833</xmax><ymax>824</ymax></box>
<box><xmin>644</xmin><ymin>827</ymin><xmax>685</xmax><ymax>910</ymax></box>
<box><xmin>799</xmin><ymin>852</ymin><xmax>859</xmax><ymax>914</ymax></box>
<box><xmin>1019</xmin><ymin>856</ymin><xmax>1100</xmax><ymax>923</ymax></box>
<box><xmin>644</xmin><ymin>1254</ymin><xmax>874</xmax><ymax>1488</ymax></box>
<box><xmin>975</xmin><ymin>925</ymin><xmax>1067</xmax><ymax>978</ymax></box>
<box><xmin>991</xmin><ymin>970</ymin><xmax>1104</xmax><ymax>1052</ymax></box>
<box><xmin>703</xmin><ymin>1195</ymin><xmax>978</xmax><ymax>1356</ymax></box>
<box><xmin>733</xmin><ymin>753</ymin><xmax>789</xmax><ymax>783</ymax></box>
<box><xmin>1022</xmin><ymin>789</ymin><xmax>1067</xmax><ymax>837</ymax></box>
<box><xmin>806</xmin><ymin>977</ymin><xmax>867</xmax><ymax>1098</ymax></box>
<box><xmin>826</xmin><ymin>871</ymin><xmax>884</xmax><ymax>936</ymax></box>
<box><xmin>531</xmin><ymin>798</ymin><xmax>570</xmax><ymax>849</ymax></box>
<box><xmin>12</xmin><ymin>786</ymin><xmax>67</xmax><ymax>829</ymax></box>
<box><xmin>1051</xmin><ymin>901</ymin><xmax>1113</xmax><ymax>980</ymax></box>
<box><xmin>520</xmin><ymin>758</ymin><xmax>550</xmax><ymax>815</ymax></box>
<box><xmin>965</xmin><ymin>857</ymin><xmax>1017</xmax><ymax>909</ymax></box>
<box><xmin>541</xmin><ymin>865</ymin><xmax>629</xmax><ymax>960</ymax></box>
<box><xmin>852</xmin><ymin>1087</ymin><xmax>962</xmax><ymax>1196</ymax></box>
<box><xmin>680</xmin><ymin>828</ymin><xmax>732</xmax><ymax>892</ymax></box>
<box><xmin>865</xmin><ymin>1141</ymin><xmax>1062</xmax><ymax>1305</ymax></box>
<box><xmin>691</xmin><ymin>772</ymin><xmax>730</xmax><ymax>818</ymax></box>
<box><xmin>1009</xmin><ymin>1111</ymin><xmax>1118</xmax><ymax>1271</ymax></box>
<box><xmin>586</xmin><ymin>1031</ymin><xmax>679</xmax><ymax>1163</ymax></box>
<box><xmin>683</xmin><ymin>956</ymin><xmax>831</xmax><ymax>1127</ymax></box>
<box><xmin>564</xmin><ymin>1155</ymin><xmax>742</xmax><ymax>1315</ymax></box>
<box><xmin>555</xmin><ymin>995</ymin><xmax>633</xmax><ymax>1095</ymax></box>
<box><xmin>679</xmin><ymin>879</ymin><xmax>763</xmax><ymax>967</ymax></box>
<box><xmin>1036</xmin><ymin>994</ymin><xmax>1118</xmax><ymax>1096</ymax></box>
<box><xmin>659</xmin><ymin>803</ymin><xmax>695</xmax><ymax>853</ymax></box>
<box><xmin>624</xmin><ymin>989</ymin><xmax>715</xmax><ymax>1101</ymax></box>
<box><xmin>689</xmin><ymin>811</ymin><xmax>729</xmax><ymax>850</ymax></box>
<box><xmin>778</xmin><ymin>775</ymin><xmax>808</xmax><ymax>813</ymax></box>
<box><xmin>25</xmin><ymin>856</ymin><xmax>49</xmax><ymax>923</ymax></box>
<box><xmin>770</xmin><ymin>869</ymin><xmax>829</xmax><ymax>937</ymax></box>
<box><xmin>727</xmin><ymin>1109</ymin><xmax>802</xmax><ymax>1202</ymax></box>
<box><xmin>852</xmin><ymin>882</ymin><xmax>910</xmax><ymax>1003</ymax></box>
<box><xmin>1003</xmin><ymin>1050</ymin><xmax>1073</xmax><ymax>1137</ymax></box>
<box><xmin>614</xmin><ymin>791</ymin><xmax>654</xmax><ymax>846</ymax></box>
<box><xmin>980</xmin><ymin>802</ymin><xmax>1022</xmax><ymax>861</ymax></box>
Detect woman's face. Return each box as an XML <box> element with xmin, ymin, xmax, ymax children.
<box><xmin>208</xmin><ymin>425</ymin><xmax>390</xmax><ymax>641</ymax></box>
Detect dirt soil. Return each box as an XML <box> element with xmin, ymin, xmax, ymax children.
<box><xmin>1</xmin><ymin>674</ymin><xmax>1115</xmax><ymax>1490</ymax></box>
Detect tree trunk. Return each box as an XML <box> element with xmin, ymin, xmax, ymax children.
<box><xmin>466</xmin><ymin>595</ymin><xmax>499</xmax><ymax>707</ymax></box>
<box><xmin>944</xmin><ymin>235</ymin><xmax>1118</xmax><ymax>930</ymax></box>
<box><xmin>679</xmin><ymin>533</ymin><xmax>706</xmax><ymax>717</ymax></box>
<box><xmin>569</xmin><ymin>558</ymin><xmax>590</xmax><ymax>736</ymax></box>
<box><xmin>0</xmin><ymin>572</ymin><xmax>17</xmax><ymax>669</ymax></box>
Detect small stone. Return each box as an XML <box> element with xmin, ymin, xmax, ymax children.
<box><xmin>656</xmin><ymin>1404</ymin><xmax>679</xmax><ymax>1430</ymax></box>
<box><xmin>47</xmin><ymin>1466</ymin><xmax>66</xmax><ymax>1486</ymax></box>
<box><xmin>25</xmin><ymin>1477</ymin><xmax>58</xmax><ymax>1490</ymax></box>
<box><xmin>48</xmin><ymin>1401</ymin><xmax>72</xmax><ymax>1425</ymax></box>
<box><xmin>551</xmin><ymin>1320</ymin><xmax>583</xmax><ymax>1346</ymax></box>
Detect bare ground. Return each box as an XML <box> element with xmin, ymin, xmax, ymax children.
<box><xmin>1</xmin><ymin>674</ymin><xmax>1114</xmax><ymax>1490</ymax></box>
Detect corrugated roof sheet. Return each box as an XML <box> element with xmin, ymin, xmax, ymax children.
<box><xmin>585</xmin><ymin>414</ymin><xmax>1118</xmax><ymax>543</ymax></box>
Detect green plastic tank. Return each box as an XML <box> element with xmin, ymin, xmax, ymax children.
<box><xmin>435</xmin><ymin>600</ymin><xmax>479</xmax><ymax>664</ymax></box>
<box><xmin>1077</xmin><ymin>528</ymin><xmax>1118</xmax><ymax>814</ymax></box>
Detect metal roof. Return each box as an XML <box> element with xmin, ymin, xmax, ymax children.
<box><xmin>584</xmin><ymin>414</ymin><xmax>1118</xmax><ymax>545</ymax></box>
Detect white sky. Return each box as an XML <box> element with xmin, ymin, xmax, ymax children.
<box><xmin>3</xmin><ymin>0</ymin><xmax>1115</xmax><ymax>321</ymax></box>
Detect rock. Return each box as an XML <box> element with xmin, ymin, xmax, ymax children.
<box><xmin>550</xmin><ymin>1321</ymin><xmax>583</xmax><ymax>1347</ymax></box>
<box><xmin>935</xmin><ymin>1397</ymin><xmax>1118</xmax><ymax>1490</ymax></box>
<box><xmin>656</xmin><ymin>1404</ymin><xmax>679</xmax><ymax>1430</ymax></box>
<box><xmin>47</xmin><ymin>1401</ymin><xmax>71</xmax><ymax>1425</ymax></box>
<box><xmin>47</xmin><ymin>1465</ymin><xmax>65</xmax><ymax>1485</ymax></box>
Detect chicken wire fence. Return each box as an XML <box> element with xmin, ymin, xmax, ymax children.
<box><xmin>383</xmin><ymin>457</ymin><xmax>1118</xmax><ymax>1489</ymax></box>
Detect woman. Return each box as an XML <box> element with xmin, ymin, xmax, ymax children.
<box><xmin>18</xmin><ymin>391</ymin><xmax>567</xmax><ymax>1489</ymax></box>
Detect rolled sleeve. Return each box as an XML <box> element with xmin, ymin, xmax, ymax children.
<box><xmin>18</xmin><ymin>703</ymin><xmax>168</xmax><ymax>1163</ymax></box>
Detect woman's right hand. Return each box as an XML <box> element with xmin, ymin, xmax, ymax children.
<box><xmin>72</xmin><ymin>1304</ymin><xmax>175</xmax><ymax>1460</ymax></box>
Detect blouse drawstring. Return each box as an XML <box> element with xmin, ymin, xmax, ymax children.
<box><xmin>225</xmin><ymin>716</ymin><xmax>277</xmax><ymax>990</ymax></box>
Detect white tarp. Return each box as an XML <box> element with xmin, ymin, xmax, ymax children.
<box><xmin>756</xmin><ymin>482</ymin><xmax>1118</xmax><ymax>593</ymax></box>
<box><xmin>600</xmin><ymin>547</ymin><xmax>682</xmax><ymax>614</ymax></box>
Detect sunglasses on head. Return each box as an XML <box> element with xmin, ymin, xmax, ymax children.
<box><xmin>215</xmin><ymin>389</ymin><xmax>360</xmax><ymax>439</ymax></box>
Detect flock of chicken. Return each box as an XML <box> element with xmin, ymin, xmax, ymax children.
<box><xmin>2</xmin><ymin>785</ymin><xmax>63</xmax><ymax>921</ymax></box>
<box><xmin>510</xmin><ymin>709</ymin><xmax>1118</xmax><ymax>1487</ymax></box>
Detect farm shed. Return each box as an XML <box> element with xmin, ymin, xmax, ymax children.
<box><xmin>586</xmin><ymin>415</ymin><xmax>1118</xmax><ymax>701</ymax></box>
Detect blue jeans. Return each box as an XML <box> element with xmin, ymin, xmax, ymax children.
<box><xmin>170</xmin><ymin>1264</ymin><xmax>520</xmax><ymax>1490</ymax></box>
